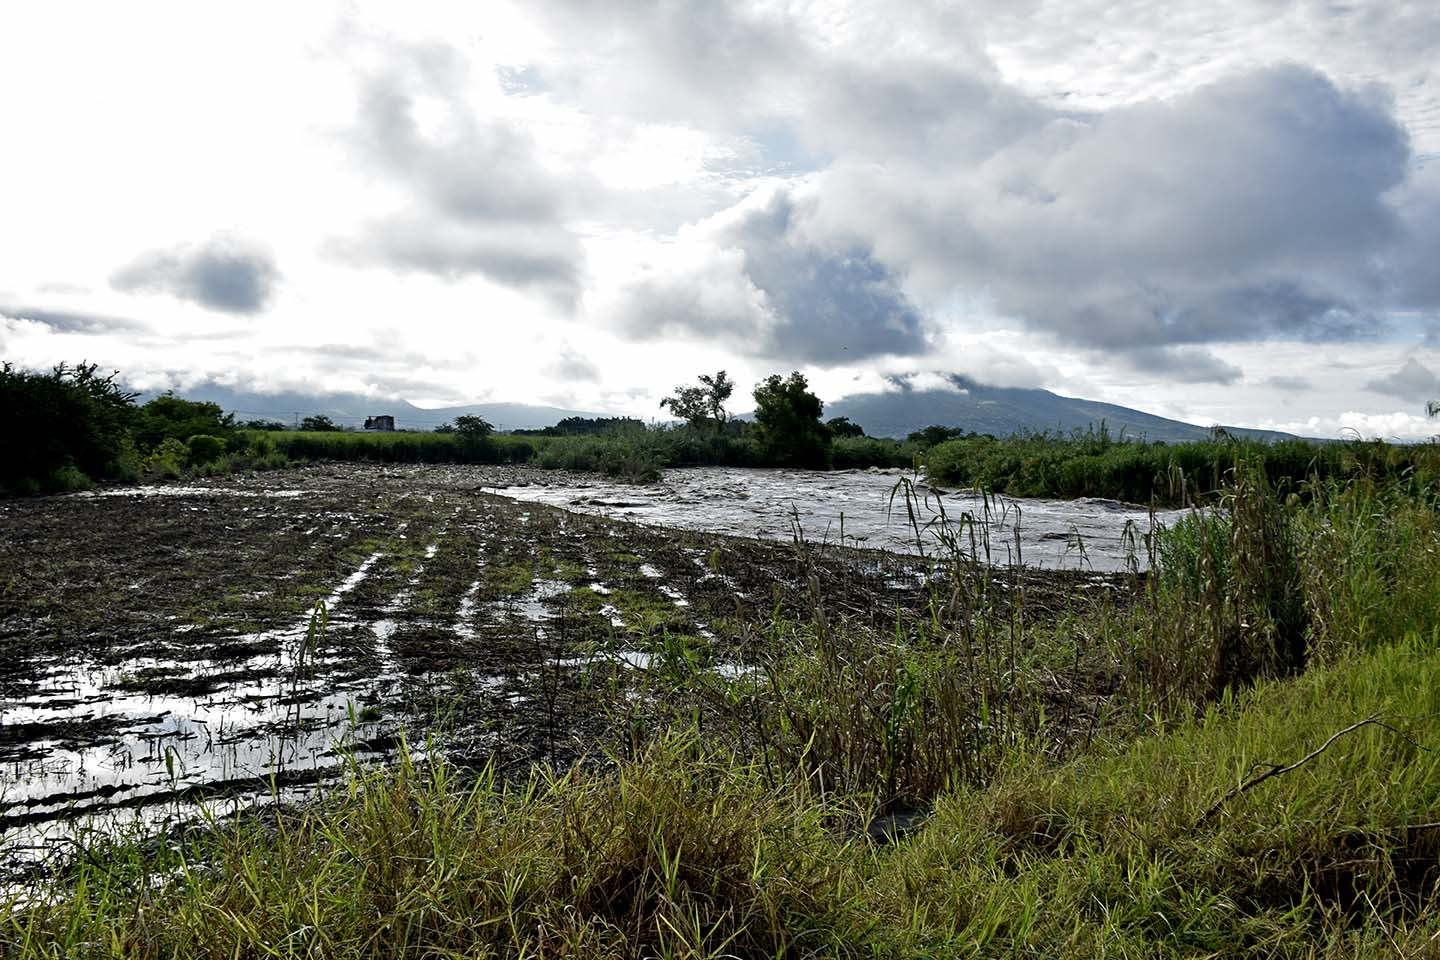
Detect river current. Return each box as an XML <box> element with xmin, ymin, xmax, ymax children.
<box><xmin>493</xmin><ymin>466</ymin><xmax>1177</xmax><ymax>572</ymax></box>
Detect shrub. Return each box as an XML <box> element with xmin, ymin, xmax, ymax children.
<box><xmin>186</xmin><ymin>434</ymin><xmax>227</xmax><ymax>466</ymax></box>
<box><xmin>133</xmin><ymin>394</ymin><xmax>234</xmax><ymax>451</ymax></box>
<box><xmin>146</xmin><ymin>437</ymin><xmax>190</xmax><ymax>479</ymax></box>
<box><xmin>45</xmin><ymin>464</ymin><xmax>94</xmax><ymax>493</ymax></box>
<box><xmin>0</xmin><ymin>360</ymin><xmax>137</xmax><ymax>495</ymax></box>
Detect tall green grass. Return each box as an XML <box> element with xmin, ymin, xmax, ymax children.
<box><xmin>1141</xmin><ymin>462</ymin><xmax>1440</xmax><ymax>702</ymax></box>
<box><xmin>263</xmin><ymin>430</ymin><xmax>537</xmax><ymax>465</ymax></box>
<box><xmin>926</xmin><ymin>428</ymin><xmax>1440</xmax><ymax>506</ymax></box>
<box><xmin>262</xmin><ymin>427</ymin><xmax>918</xmax><ymax>480</ymax></box>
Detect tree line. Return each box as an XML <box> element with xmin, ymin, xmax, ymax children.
<box><xmin>1</xmin><ymin>361</ymin><xmax>280</xmax><ymax>494</ymax></box>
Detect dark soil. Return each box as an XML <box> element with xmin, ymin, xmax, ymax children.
<box><xmin>0</xmin><ymin>463</ymin><xmax>1137</xmax><ymax>842</ymax></box>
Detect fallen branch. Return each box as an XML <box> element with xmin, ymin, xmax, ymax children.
<box><xmin>1194</xmin><ymin>715</ymin><xmax>1416</xmax><ymax>828</ymax></box>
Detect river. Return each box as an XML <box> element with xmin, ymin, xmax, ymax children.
<box><xmin>491</xmin><ymin>466</ymin><xmax>1176</xmax><ymax>572</ymax></box>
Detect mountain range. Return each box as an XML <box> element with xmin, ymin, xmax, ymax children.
<box><xmin>149</xmin><ymin>376</ymin><xmax>1297</xmax><ymax>443</ymax></box>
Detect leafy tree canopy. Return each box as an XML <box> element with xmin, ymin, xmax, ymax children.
<box><xmin>452</xmin><ymin>415</ymin><xmax>494</xmax><ymax>440</ymax></box>
<box><xmin>661</xmin><ymin>370</ymin><xmax>734</xmax><ymax>433</ymax></box>
<box><xmin>905</xmin><ymin>424</ymin><xmax>967</xmax><ymax>449</ymax></box>
<box><xmin>826</xmin><ymin>416</ymin><xmax>866</xmax><ymax>438</ymax></box>
<box><xmin>134</xmin><ymin>393</ymin><xmax>235</xmax><ymax>449</ymax></box>
<box><xmin>753</xmin><ymin>371</ymin><xmax>831</xmax><ymax>468</ymax></box>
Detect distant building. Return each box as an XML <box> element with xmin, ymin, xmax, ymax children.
<box><xmin>364</xmin><ymin>415</ymin><xmax>396</xmax><ymax>431</ymax></box>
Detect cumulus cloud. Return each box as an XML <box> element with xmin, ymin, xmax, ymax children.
<box><xmin>559</xmin><ymin>8</ymin><xmax>1438</xmax><ymax>371</ymax></box>
<box><xmin>1365</xmin><ymin>358</ymin><xmax>1440</xmax><ymax>401</ymax></box>
<box><xmin>332</xmin><ymin>39</ymin><xmax>583</xmax><ymax>307</ymax></box>
<box><xmin>1260</xmin><ymin>410</ymin><xmax>1439</xmax><ymax>441</ymax></box>
<box><xmin>111</xmin><ymin>236</ymin><xmax>279</xmax><ymax>314</ymax></box>
<box><xmin>609</xmin><ymin>186</ymin><xmax>928</xmax><ymax>363</ymax></box>
<box><xmin>811</xmin><ymin>65</ymin><xmax>1413</xmax><ymax>356</ymax></box>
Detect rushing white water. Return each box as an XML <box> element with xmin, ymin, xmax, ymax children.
<box><xmin>493</xmin><ymin>466</ymin><xmax>1175</xmax><ymax>571</ymax></box>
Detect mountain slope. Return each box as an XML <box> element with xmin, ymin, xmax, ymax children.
<box><xmin>136</xmin><ymin>384</ymin><xmax>603</xmax><ymax>432</ymax></box>
<box><xmin>825</xmin><ymin>377</ymin><xmax>1296</xmax><ymax>442</ymax></box>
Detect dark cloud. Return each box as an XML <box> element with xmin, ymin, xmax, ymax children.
<box><xmin>613</xmin><ymin>188</ymin><xmax>928</xmax><ymax>363</ymax></box>
<box><xmin>334</xmin><ymin>40</ymin><xmax>583</xmax><ymax>307</ymax></box>
<box><xmin>810</xmin><ymin>64</ymin><xmax>1415</xmax><ymax>355</ymax></box>
<box><xmin>0</xmin><ymin>303</ymin><xmax>149</xmax><ymax>334</ymax></box>
<box><xmin>1265</xmin><ymin>375</ymin><xmax>1313</xmax><ymax>392</ymax></box>
<box><xmin>1364</xmin><ymin>358</ymin><xmax>1440</xmax><ymax>400</ymax></box>
<box><xmin>1124</xmin><ymin>347</ymin><xmax>1244</xmax><ymax>385</ymax></box>
<box><xmin>1387</xmin><ymin>162</ymin><xmax>1440</xmax><ymax>310</ymax></box>
<box><xmin>545</xmin><ymin>351</ymin><xmax>600</xmax><ymax>382</ymax></box>
<box><xmin>112</xmin><ymin>236</ymin><xmax>279</xmax><ymax>314</ymax></box>
<box><xmin>570</xmin><ymin>13</ymin><xmax>1433</xmax><ymax>367</ymax></box>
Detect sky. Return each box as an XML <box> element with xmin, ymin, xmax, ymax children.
<box><xmin>3</xmin><ymin>1</ymin><xmax>1440</xmax><ymax>438</ymax></box>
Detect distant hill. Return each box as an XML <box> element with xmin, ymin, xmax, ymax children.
<box><xmin>825</xmin><ymin>376</ymin><xmax>1298</xmax><ymax>443</ymax></box>
<box><xmin>144</xmin><ymin>376</ymin><xmax>1298</xmax><ymax>442</ymax></box>
<box><xmin>135</xmin><ymin>383</ymin><xmax>604</xmax><ymax>432</ymax></box>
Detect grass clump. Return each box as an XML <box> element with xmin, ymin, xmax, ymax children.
<box><xmin>3</xmin><ymin>737</ymin><xmax>865</xmax><ymax>959</ymax></box>
<box><xmin>867</xmin><ymin>635</ymin><xmax>1440</xmax><ymax>956</ymax></box>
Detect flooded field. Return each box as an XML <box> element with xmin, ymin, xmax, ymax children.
<box><xmin>493</xmin><ymin>466</ymin><xmax>1172</xmax><ymax>571</ymax></box>
<box><xmin>0</xmin><ymin>463</ymin><xmax>1139</xmax><ymax>878</ymax></box>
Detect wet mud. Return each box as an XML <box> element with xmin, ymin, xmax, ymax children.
<box><xmin>0</xmin><ymin>463</ymin><xmax>1135</xmax><ymax>875</ymax></box>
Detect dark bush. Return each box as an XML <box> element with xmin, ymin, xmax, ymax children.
<box><xmin>0</xmin><ymin>361</ymin><xmax>137</xmax><ymax>494</ymax></box>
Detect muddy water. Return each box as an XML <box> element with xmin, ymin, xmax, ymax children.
<box><xmin>495</xmin><ymin>467</ymin><xmax>1173</xmax><ymax>571</ymax></box>
<box><xmin>1</xmin><ymin>541</ymin><xmax>404</xmax><ymax>871</ymax></box>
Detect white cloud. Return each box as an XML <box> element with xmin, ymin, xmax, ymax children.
<box><xmin>2</xmin><ymin>0</ymin><xmax>1439</xmax><ymax>433</ymax></box>
<box><xmin>1259</xmin><ymin>411</ymin><xmax>1440</xmax><ymax>442</ymax></box>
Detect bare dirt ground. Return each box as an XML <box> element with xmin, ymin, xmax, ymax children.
<box><xmin>0</xmin><ymin>463</ymin><xmax>1131</xmax><ymax>867</ymax></box>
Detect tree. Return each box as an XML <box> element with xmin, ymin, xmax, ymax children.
<box><xmin>753</xmin><ymin>371</ymin><xmax>831</xmax><ymax>468</ymax></box>
<box><xmin>452</xmin><ymin>415</ymin><xmax>494</xmax><ymax>440</ymax></box>
<box><xmin>300</xmin><ymin>414</ymin><xmax>337</xmax><ymax>432</ymax></box>
<box><xmin>697</xmin><ymin>371</ymin><xmax>734</xmax><ymax>427</ymax></box>
<box><xmin>661</xmin><ymin>370</ymin><xmax>733</xmax><ymax>433</ymax></box>
<box><xmin>826</xmin><ymin>416</ymin><xmax>865</xmax><ymax>438</ymax></box>
<box><xmin>905</xmin><ymin>425</ymin><xmax>966</xmax><ymax>449</ymax></box>
<box><xmin>0</xmin><ymin>360</ymin><xmax>138</xmax><ymax>492</ymax></box>
<box><xmin>134</xmin><ymin>393</ymin><xmax>235</xmax><ymax>450</ymax></box>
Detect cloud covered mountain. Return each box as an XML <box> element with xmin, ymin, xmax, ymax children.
<box><xmin>140</xmin><ymin>382</ymin><xmax>601</xmax><ymax>433</ymax></box>
<box><xmin>825</xmin><ymin>377</ymin><xmax>1298</xmax><ymax>443</ymax></box>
